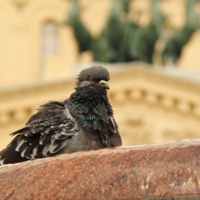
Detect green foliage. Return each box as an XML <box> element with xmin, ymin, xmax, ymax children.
<box><xmin>66</xmin><ymin>0</ymin><xmax>199</xmax><ymax>65</ymax></box>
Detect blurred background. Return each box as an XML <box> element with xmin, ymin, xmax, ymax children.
<box><xmin>1</xmin><ymin>0</ymin><xmax>200</xmax><ymax>150</ymax></box>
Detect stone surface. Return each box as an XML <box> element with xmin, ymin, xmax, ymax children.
<box><xmin>1</xmin><ymin>140</ymin><xmax>200</xmax><ymax>199</ymax></box>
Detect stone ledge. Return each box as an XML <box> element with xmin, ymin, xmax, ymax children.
<box><xmin>1</xmin><ymin>140</ymin><xmax>200</xmax><ymax>200</ymax></box>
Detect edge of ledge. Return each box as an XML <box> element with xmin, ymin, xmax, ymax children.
<box><xmin>1</xmin><ymin>139</ymin><xmax>200</xmax><ymax>200</ymax></box>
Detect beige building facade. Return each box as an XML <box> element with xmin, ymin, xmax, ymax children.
<box><xmin>1</xmin><ymin>64</ymin><xmax>200</xmax><ymax>150</ymax></box>
<box><xmin>1</xmin><ymin>0</ymin><xmax>200</xmax><ymax>150</ymax></box>
<box><xmin>0</xmin><ymin>0</ymin><xmax>200</xmax><ymax>88</ymax></box>
<box><xmin>0</xmin><ymin>0</ymin><xmax>78</xmax><ymax>87</ymax></box>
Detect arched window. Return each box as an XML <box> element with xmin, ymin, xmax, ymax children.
<box><xmin>42</xmin><ymin>21</ymin><xmax>58</xmax><ymax>56</ymax></box>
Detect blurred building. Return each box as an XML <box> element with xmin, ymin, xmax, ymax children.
<box><xmin>1</xmin><ymin>0</ymin><xmax>200</xmax><ymax>150</ymax></box>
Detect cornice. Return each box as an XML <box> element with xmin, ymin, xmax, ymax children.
<box><xmin>1</xmin><ymin>66</ymin><xmax>200</xmax><ymax>127</ymax></box>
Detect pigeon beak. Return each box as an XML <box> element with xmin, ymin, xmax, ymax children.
<box><xmin>99</xmin><ymin>80</ymin><xmax>110</xmax><ymax>90</ymax></box>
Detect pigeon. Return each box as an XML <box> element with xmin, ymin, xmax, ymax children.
<box><xmin>0</xmin><ymin>66</ymin><xmax>122</xmax><ymax>165</ymax></box>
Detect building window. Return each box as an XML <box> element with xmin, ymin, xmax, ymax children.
<box><xmin>42</xmin><ymin>21</ymin><xmax>58</xmax><ymax>56</ymax></box>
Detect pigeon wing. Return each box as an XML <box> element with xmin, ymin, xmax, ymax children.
<box><xmin>0</xmin><ymin>101</ymin><xmax>77</xmax><ymax>165</ymax></box>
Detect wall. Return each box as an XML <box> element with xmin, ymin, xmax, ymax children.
<box><xmin>1</xmin><ymin>65</ymin><xmax>200</xmax><ymax>150</ymax></box>
<box><xmin>1</xmin><ymin>0</ymin><xmax>200</xmax><ymax>150</ymax></box>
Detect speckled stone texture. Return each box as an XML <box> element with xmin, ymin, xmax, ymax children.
<box><xmin>1</xmin><ymin>140</ymin><xmax>200</xmax><ymax>200</ymax></box>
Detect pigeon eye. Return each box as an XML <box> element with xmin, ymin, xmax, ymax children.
<box><xmin>88</xmin><ymin>77</ymin><xmax>93</xmax><ymax>82</ymax></box>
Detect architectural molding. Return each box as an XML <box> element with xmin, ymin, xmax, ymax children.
<box><xmin>1</xmin><ymin>66</ymin><xmax>200</xmax><ymax>149</ymax></box>
<box><xmin>1</xmin><ymin>66</ymin><xmax>200</xmax><ymax>123</ymax></box>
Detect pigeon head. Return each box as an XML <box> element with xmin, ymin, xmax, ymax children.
<box><xmin>77</xmin><ymin>66</ymin><xmax>110</xmax><ymax>91</ymax></box>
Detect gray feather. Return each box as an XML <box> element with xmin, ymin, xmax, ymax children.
<box><xmin>54</xmin><ymin>132</ymin><xmax>68</xmax><ymax>140</ymax></box>
<box><xmin>15</xmin><ymin>140</ymin><xmax>27</xmax><ymax>152</ymax></box>
<box><xmin>39</xmin><ymin>134</ymin><xmax>52</xmax><ymax>145</ymax></box>
<box><xmin>20</xmin><ymin>145</ymin><xmax>33</xmax><ymax>158</ymax></box>
<box><xmin>42</xmin><ymin>143</ymin><xmax>51</xmax><ymax>156</ymax></box>
<box><xmin>49</xmin><ymin>139</ymin><xmax>69</xmax><ymax>154</ymax></box>
<box><xmin>32</xmin><ymin>145</ymin><xmax>43</xmax><ymax>156</ymax></box>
